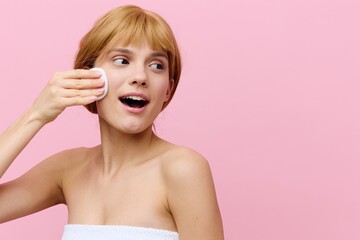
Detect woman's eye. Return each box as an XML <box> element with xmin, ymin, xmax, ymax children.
<box><xmin>114</xmin><ymin>58</ymin><xmax>129</xmax><ymax>65</ymax></box>
<box><xmin>150</xmin><ymin>63</ymin><xmax>164</xmax><ymax>70</ymax></box>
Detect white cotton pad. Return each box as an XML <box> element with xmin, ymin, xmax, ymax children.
<box><xmin>91</xmin><ymin>67</ymin><xmax>108</xmax><ymax>100</ymax></box>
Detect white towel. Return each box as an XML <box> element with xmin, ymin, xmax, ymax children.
<box><xmin>62</xmin><ymin>224</ymin><xmax>179</xmax><ymax>240</ymax></box>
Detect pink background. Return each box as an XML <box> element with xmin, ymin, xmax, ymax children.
<box><xmin>1</xmin><ymin>0</ymin><xmax>360</xmax><ymax>239</ymax></box>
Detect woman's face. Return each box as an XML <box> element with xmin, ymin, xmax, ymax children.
<box><xmin>94</xmin><ymin>41</ymin><xmax>174</xmax><ymax>133</ymax></box>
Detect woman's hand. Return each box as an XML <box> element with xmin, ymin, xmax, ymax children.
<box><xmin>0</xmin><ymin>69</ymin><xmax>104</xmax><ymax>179</ymax></box>
<box><xmin>30</xmin><ymin>69</ymin><xmax>104</xmax><ymax>124</ymax></box>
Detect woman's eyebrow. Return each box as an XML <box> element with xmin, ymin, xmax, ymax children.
<box><xmin>109</xmin><ymin>48</ymin><xmax>168</xmax><ymax>59</ymax></box>
<box><xmin>150</xmin><ymin>51</ymin><xmax>168</xmax><ymax>60</ymax></box>
<box><xmin>109</xmin><ymin>48</ymin><xmax>132</xmax><ymax>55</ymax></box>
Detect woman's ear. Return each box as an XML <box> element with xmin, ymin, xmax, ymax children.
<box><xmin>165</xmin><ymin>79</ymin><xmax>175</xmax><ymax>101</ymax></box>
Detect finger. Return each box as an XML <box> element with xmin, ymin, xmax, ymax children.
<box><xmin>62</xmin><ymin>95</ymin><xmax>98</xmax><ymax>107</ymax></box>
<box><xmin>56</xmin><ymin>69</ymin><xmax>102</xmax><ymax>79</ymax></box>
<box><xmin>60</xmin><ymin>78</ymin><xmax>105</xmax><ymax>90</ymax></box>
<box><xmin>63</xmin><ymin>88</ymin><xmax>104</xmax><ymax>98</ymax></box>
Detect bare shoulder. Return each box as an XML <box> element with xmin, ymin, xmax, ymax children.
<box><xmin>159</xmin><ymin>145</ymin><xmax>224</xmax><ymax>239</ymax></box>
<box><xmin>160</xmin><ymin>146</ymin><xmax>212</xmax><ymax>183</ymax></box>
<box><xmin>26</xmin><ymin>146</ymin><xmax>97</xmax><ymax>198</ymax></box>
<box><xmin>16</xmin><ymin>146</ymin><xmax>95</xmax><ymax>189</ymax></box>
<box><xmin>0</xmin><ymin>146</ymin><xmax>97</xmax><ymax>223</ymax></box>
<box><xmin>25</xmin><ymin>146</ymin><xmax>97</xmax><ymax>186</ymax></box>
<box><xmin>160</xmin><ymin>145</ymin><xmax>216</xmax><ymax>199</ymax></box>
<box><xmin>39</xmin><ymin>146</ymin><xmax>96</xmax><ymax>170</ymax></box>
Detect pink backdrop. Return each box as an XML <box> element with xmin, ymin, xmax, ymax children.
<box><xmin>1</xmin><ymin>0</ymin><xmax>360</xmax><ymax>239</ymax></box>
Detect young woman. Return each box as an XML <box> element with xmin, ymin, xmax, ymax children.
<box><xmin>0</xmin><ymin>5</ymin><xmax>223</xmax><ymax>240</ymax></box>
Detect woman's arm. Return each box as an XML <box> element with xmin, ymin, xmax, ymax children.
<box><xmin>0</xmin><ymin>69</ymin><xmax>104</xmax><ymax>222</ymax></box>
<box><xmin>0</xmin><ymin>151</ymin><xmax>67</xmax><ymax>223</ymax></box>
<box><xmin>164</xmin><ymin>148</ymin><xmax>224</xmax><ymax>240</ymax></box>
<box><xmin>0</xmin><ymin>110</ymin><xmax>44</xmax><ymax>178</ymax></box>
<box><xmin>0</xmin><ymin>69</ymin><xmax>103</xmax><ymax>178</ymax></box>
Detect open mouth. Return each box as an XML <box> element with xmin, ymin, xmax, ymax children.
<box><xmin>120</xmin><ymin>96</ymin><xmax>149</xmax><ymax>108</ymax></box>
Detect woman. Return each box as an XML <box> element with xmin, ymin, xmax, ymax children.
<box><xmin>0</xmin><ymin>5</ymin><xmax>223</xmax><ymax>240</ymax></box>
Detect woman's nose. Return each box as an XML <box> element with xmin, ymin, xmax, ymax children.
<box><xmin>129</xmin><ymin>65</ymin><xmax>148</xmax><ymax>86</ymax></box>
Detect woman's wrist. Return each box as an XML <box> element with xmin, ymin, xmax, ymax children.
<box><xmin>19</xmin><ymin>108</ymin><xmax>47</xmax><ymax>132</ymax></box>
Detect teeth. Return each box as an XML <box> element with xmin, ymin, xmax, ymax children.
<box><xmin>124</xmin><ymin>96</ymin><xmax>146</xmax><ymax>101</ymax></box>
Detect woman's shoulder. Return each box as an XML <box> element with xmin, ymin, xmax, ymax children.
<box><xmin>160</xmin><ymin>144</ymin><xmax>212</xmax><ymax>183</ymax></box>
<box><xmin>161</xmin><ymin>144</ymin><xmax>206</xmax><ymax>162</ymax></box>
<box><xmin>38</xmin><ymin>146</ymin><xmax>99</xmax><ymax>172</ymax></box>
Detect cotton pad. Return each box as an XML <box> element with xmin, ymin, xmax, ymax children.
<box><xmin>91</xmin><ymin>67</ymin><xmax>108</xmax><ymax>100</ymax></box>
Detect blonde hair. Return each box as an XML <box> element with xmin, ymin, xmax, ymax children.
<box><xmin>74</xmin><ymin>5</ymin><xmax>181</xmax><ymax>113</ymax></box>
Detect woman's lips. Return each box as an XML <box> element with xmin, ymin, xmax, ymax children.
<box><xmin>119</xmin><ymin>92</ymin><xmax>150</xmax><ymax>113</ymax></box>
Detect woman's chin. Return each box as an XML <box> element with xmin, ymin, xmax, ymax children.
<box><xmin>118</xmin><ymin>120</ymin><xmax>152</xmax><ymax>135</ymax></box>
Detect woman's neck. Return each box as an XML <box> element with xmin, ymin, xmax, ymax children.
<box><xmin>97</xmin><ymin>118</ymin><xmax>159</xmax><ymax>176</ymax></box>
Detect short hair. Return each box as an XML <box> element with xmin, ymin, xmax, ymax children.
<box><xmin>74</xmin><ymin>5</ymin><xmax>181</xmax><ymax>114</ymax></box>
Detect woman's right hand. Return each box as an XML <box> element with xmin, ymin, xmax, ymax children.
<box><xmin>30</xmin><ymin>69</ymin><xmax>104</xmax><ymax>124</ymax></box>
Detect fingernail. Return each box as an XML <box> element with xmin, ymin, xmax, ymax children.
<box><xmin>89</xmin><ymin>96</ymin><xmax>98</xmax><ymax>101</ymax></box>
